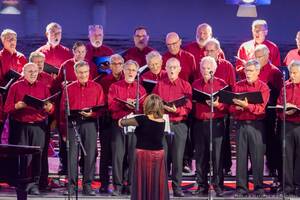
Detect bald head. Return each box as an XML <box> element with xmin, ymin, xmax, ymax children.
<box><xmin>165</xmin><ymin>32</ymin><xmax>181</xmax><ymax>55</ymax></box>
<box><xmin>23</xmin><ymin>63</ymin><xmax>39</xmax><ymax>84</ymax></box>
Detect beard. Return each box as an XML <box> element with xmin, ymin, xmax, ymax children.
<box><xmin>91</xmin><ymin>40</ymin><xmax>102</xmax><ymax>48</ymax></box>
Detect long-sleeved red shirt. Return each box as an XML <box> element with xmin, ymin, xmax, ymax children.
<box><xmin>162</xmin><ymin>49</ymin><xmax>196</xmax><ymax>83</ymax></box>
<box><xmin>85</xmin><ymin>43</ymin><xmax>114</xmax><ymax>63</ymax></box>
<box><xmin>38</xmin><ymin>71</ymin><xmax>54</xmax><ymax>89</ymax></box>
<box><xmin>236</xmin><ymin>39</ymin><xmax>281</xmax><ymax>79</ymax></box>
<box><xmin>229</xmin><ymin>79</ymin><xmax>270</xmax><ymax>121</ymax></box>
<box><xmin>141</xmin><ymin>70</ymin><xmax>168</xmax><ymax>82</ymax></box>
<box><xmin>123</xmin><ymin>46</ymin><xmax>154</xmax><ymax>67</ymax></box>
<box><xmin>108</xmin><ymin>80</ymin><xmax>146</xmax><ymax>120</ymax></box>
<box><xmin>152</xmin><ymin>77</ymin><xmax>192</xmax><ymax>122</ymax></box>
<box><xmin>192</xmin><ymin>78</ymin><xmax>228</xmax><ymax>120</ymax></box>
<box><xmin>184</xmin><ymin>42</ymin><xmax>225</xmax><ymax>67</ymax></box>
<box><xmin>96</xmin><ymin>73</ymin><xmax>124</xmax><ymax>96</ymax></box>
<box><xmin>283</xmin><ymin>49</ymin><xmax>300</xmax><ymax>66</ymax></box>
<box><xmin>0</xmin><ymin>48</ymin><xmax>27</xmax><ymax>85</ymax></box>
<box><xmin>277</xmin><ymin>82</ymin><xmax>300</xmax><ymax>123</ymax></box>
<box><xmin>4</xmin><ymin>79</ymin><xmax>52</xmax><ymax>123</ymax></box>
<box><xmin>36</xmin><ymin>43</ymin><xmax>72</xmax><ymax>68</ymax></box>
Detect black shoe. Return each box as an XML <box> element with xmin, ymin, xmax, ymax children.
<box><xmin>269</xmin><ymin>169</ymin><xmax>278</xmax><ymax>177</ymax></box>
<box><xmin>99</xmin><ymin>185</ymin><xmax>109</xmax><ymax>194</ymax></box>
<box><xmin>215</xmin><ymin>187</ymin><xmax>224</xmax><ymax>197</ymax></box>
<box><xmin>192</xmin><ymin>187</ymin><xmax>208</xmax><ymax>196</ymax></box>
<box><xmin>82</xmin><ymin>185</ymin><xmax>96</xmax><ymax>196</ymax></box>
<box><xmin>295</xmin><ymin>188</ymin><xmax>300</xmax><ymax>197</ymax></box>
<box><xmin>111</xmin><ymin>189</ymin><xmax>121</xmax><ymax>196</ymax></box>
<box><xmin>173</xmin><ymin>189</ymin><xmax>185</xmax><ymax>197</ymax></box>
<box><xmin>277</xmin><ymin>187</ymin><xmax>295</xmax><ymax>196</ymax></box>
<box><xmin>122</xmin><ymin>185</ymin><xmax>131</xmax><ymax>195</ymax></box>
<box><xmin>234</xmin><ymin>190</ymin><xmax>248</xmax><ymax>198</ymax></box>
<box><xmin>253</xmin><ymin>189</ymin><xmax>266</xmax><ymax>198</ymax></box>
<box><xmin>39</xmin><ymin>185</ymin><xmax>52</xmax><ymax>192</ymax></box>
<box><xmin>63</xmin><ymin>188</ymin><xmax>75</xmax><ymax>196</ymax></box>
<box><xmin>29</xmin><ymin>185</ymin><xmax>40</xmax><ymax>195</ymax></box>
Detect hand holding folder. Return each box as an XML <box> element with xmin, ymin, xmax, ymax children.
<box><xmin>70</xmin><ymin>105</ymin><xmax>105</xmax><ymax>119</ymax></box>
<box><xmin>163</xmin><ymin>96</ymin><xmax>188</xmax><ymax>108</ymax></box>
<box><xmin>268</xmin><ymin>103</ymin><xmax>300</xmax><ymax>115</ymax></box>
<box><xmin>192</xmin><ymin>85</ymin><xmax>229</xmax><ymax>104</ymax></box>
<box><xmin>23</xmin><ymin>92</ymin><xmax>60</xmax><ymax>110</ymax></box>
<box><xmin>218</xmin><ymin>90</ymin><xmax>263</xmax><ymax>104</ymax></box>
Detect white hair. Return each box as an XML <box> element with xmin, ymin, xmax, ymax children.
<box><xmin>254</xmin><ymin>44</ymin><xmax>270</xmax><ymax>56</ymax></box>
<box><xmin>245</xmin><ymin>59</ymin><xmax>261</xmax><ymax>70</ymax></box>
<box><xmin>204</xmin><ymin>38</ymin><xmax>221</xmax><ymax>50</ymax></box>
<box><xmin>200</xmin><ymin>56</ymin><xmax>217</xmax><ymax>72</ymax></box>
<box><xmin>288</xmin><ymin>60</ymin><xmax>300</xmax><ymax>72</ymax></box>
<box><xmin>46</xmin><ymin>22</ymin><xmax>62</xmax><ymax>33</ymax></box>
<box><xmin>166</xmin><ymin>57</ymin><xmax>181</xmax><ymax>69</ymax></box>
<box><xmin>146</xmin><ymin>51</ymin><xmax>162</xmax><ymax>64</ymax></box>
<box><xmin>252</xmin><ymin>19</ymin><xmax>268</xmax><ymax>30</ymax></box>
<box><xmin>1</xmin><ymin>29</ymin><xmax>17</xmax><ymax>42</ymax></box>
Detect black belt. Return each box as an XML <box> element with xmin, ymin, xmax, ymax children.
<box><xmin>170</xmin><ymin>121</ymin><xmax>186</xmax><ymax>125</ymax></box>
<box><xmin>237</xmin><ymin>119</ymin><xmax>264</xmax><ymax>124</ymax></box>
<box><xmin>196</xmin><ymin>118</ymin><xmax>224</xmax><ymax>123</ymax></box>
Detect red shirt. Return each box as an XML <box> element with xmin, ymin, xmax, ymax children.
<box><xmin>163</xmin><ymin>49</ymin><xmax>196</xmax><ymax>83</ymax></box>
<box><xmin>229</xmin><ymin>79</ymin><xmax>270</xmax><ymax>121</ymax></box>
<box><xmin>0</xmin><ymin>48</ymin><xmax>27</xmax><ymax>84</ymax></box>
<box><xmin>141</xmin><ymin>70</ymin><xmax>168</xmax><ymax>82</ymax></box>
<box><xmin>37</xmin><ymin>71</ymin><xmax>54</xmax><ymax>89</ymax></box>
<box><xmin>236</xmin><ymin>40</ymin><xmax>281</xmax><ymax>79</ymax></box>
<box><xmin>85</xmin><ymin>43</ymin><xmax>114</xmax><ymax>63</ymax></box>
<box><xmin>192</xmin><ymin>78</ymin><xmax>227</xmax><ymax>120</ymax></box>
<box><xmin>277</xmin><ymin>82</ymin><xmax>300</xmax><ymax>122</ymax></box>
<box><xmin>153</xmin><ymin>77</ymin><xmax>192</xmax><ymax>122</ymax></box>
<box><xmin>283</xmin><ymin>49</ymin><xmax>300</xmax><ymax>66</ymax></box>
<box><xmin>184</xmin><ymin>42</ymin><xmax>225</xmax><ymax>67</ymax></box>
<box><xmin>96</xmin><ymin>73</ymin><xmax>124</xmax><ymax>96</ymax></box>
<box><xmin>36</xmin><ymin>43</ymin><xmax>72</xmax><ymax>68</ymax></box>
<box><xmin>108</xmin><ymin>80</ymin><xmax>146</xmax><ymax>120</ymax></box>
<box><xmin>123</xmin><ymin>46</ymin><xmax>154</xmax><ymax>67</ymax></box>
<box><xmin>4</xmin><ymin>79</ymin><xmax>52</xmax><ymax>123</ymax></box>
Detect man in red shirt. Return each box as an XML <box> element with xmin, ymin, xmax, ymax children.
<box><xmin>4</xmin><ymin>62</ymin><xmax>54</xmax><ymax>195</ymax></box>
<box><xmin>185</xmin><ymin>23</ymin><xmax>225</xmax><ymax>67</ymax></box>
<box><xmin>36</xmin><ymin>22</ymin><xmax>72</xmax><ymax>68</ymax></box>
<box><xmin>230</xmin><ymin>60</ymin><xmax>270</xmax><ymax>197</ymax></box>
<box><xmin>60</xmin><ymin>61</ymin><xmax>105</xmax><ymax>196</ymax></box>
<box><xmin>163</xmin><ymin>32</ymin><xmax>196</xmax><ymax>83</ymax></box>
<box><xmin>277</xmin><ymin>60</ymin><xmax>300</xmax><ymax>197</ymax></box>
<box><xmin>192</xmin><ymin>56</ymin><xmax>227</xmax><ymax>197</ymax></box>
<box><xmin>96</xmin><ymin>54</ymin><xmax>124</xmax><ymax>193</ymax></box>
<box><xmin>108</xmin><ymin>60</ymin><xmax>146</xmax><ymax>196</ymax></box>
<box><xmin>236</xmin><ymin>19</ymin><xmax>281</xmax><ymax>80</ymax></box>
<box><xmin>283</xmin><ymin>31</ymin><xmax>300</xmax><ymax>66</ymax></box>
<box><xmin>123</xmin><ymin>26</ymin><xmax>154</xmax><ymax>67</ymax></box>
<box><xmin>153</xmin><ymin>58</ymin><xmax>192</xmax><ymax>197</ymax></box>
<box><xmin>85</xmin><ymin>25</ymin><xmax>114</xmax><ymax>65</ymax></box>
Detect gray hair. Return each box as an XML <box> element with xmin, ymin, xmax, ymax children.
<box><xmin>74</xmin><ymin>60</ymin><xmax>89</xmax><ymax>72</ymax></box>
<box><xmin>46</xmin><ymin>22</ymin><xmax>62</xmax><ymax>33</ymax></box>
<box><xmin>196</xmin><ymin>23</ymin><xmax>212</xmax><ymax>35</ymax></box>
<box><xmin>88</xmin><ymin>24</ymin><xmax>103</xmax><ymax>35</ymax></box>
<box><xmin>1</xmin><ymin>29</ymin><xmax>17</xmax><ymax>42</ymax></box>
<box><xmin>124</xmin><ymin>59</ymin><xmax>139</xmax><ymax>70</ymax></box>
<box><xmin>254</xmin><ymin>44</ymin><xmax>270</xmax><ymax>56</ymax></box>
<box><xmin>29</xmin><ymin>51</ymin><xmax>45</xmax><ymax>62</ymax></box>
<box><xmin>245</xmin><ymin>59</ymin><xmax>261</xmax><ymax>70</ymax></box>
<box><xmin>166</xmin><ymin>57</ymin><xmax>181</xmax><ymax>69</ymax></box>
<box><xmin>146</xmin><ymin>51</ymin><xmax>162</xmax><ymax>64</ymax></box>
<box><xmin>288</xmin><ymin>60</ymin><xmax>300</xmax><ymax>72</ymax></box>
<box><xmin>252</xmin><ymin>19</ymin><xmax>268</xmax><ymax>30</ymax></box>
<box><xmin>22</xmin><ymin>62</ymin><xmax>38</xmax><ymax>73</ymax></box>
<box><xmin>204</xmin><ymin>38</ymin><xmax>221</xmax><ymax>50</ymax></box>
<box><xmin>110</xmin><ymin>54</ymin><xmax>124</xmax><ymax>64</ymax></box>
<box><xmin>200</xmin><ymin>56</ymin><xmax>217</xmax><ymax>71</ymax></box>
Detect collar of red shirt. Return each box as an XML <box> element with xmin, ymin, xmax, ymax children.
<box><xmin>3</xmin><ymin>48</ymin><xmax>17</xmax><ymax>56</ymax></box>
<box><xmin>75</xmin><ymin>80</ymin><xmax>90</xmax><ymax>88</ymax></box>
<box><xmin>24</xmin><ymin>78</ymin><xmax>38</xmax><ymax>86</ymax></box>
<box><xmin>46</xmin><ymin>42</ymin><xmax>61</xmax><ymax>50</ymax></box>
<box><xmin>246</xmin><ymin>78</ymin><xmax>260</xmax><ymax>87</ymax></box>
<box><xmin>166</xmin><ymin>77</ymin><xmax>180</xmax><ymax>86</ymax></box>
<box><xmin>124</xmin><ymin>80</ymin><xmax>137</xmax><ymax>87</ymax></box>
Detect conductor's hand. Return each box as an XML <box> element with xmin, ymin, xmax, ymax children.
<box><xmin>164</xmin><ymin>104</ymin><xmax>177</xmax><ymax>113</ymax></box>
<box><xmin>15</xmin><ymin>101</ymin><xmax>27</xmax><ymax>110</ymax></box>
<box><xmin>206</xmin><ymin>96</ymin><xmax>220</xmax><ymax>107</ymax></box>
<box><xmin>43</xmin><ymin>102</ymin><xmax>53</xmax><ymax>113</ymax></box>
<box><xmin>233</xmin><ymin>97</ymin><xmax>248</xmax><ymax>108</ymax></box>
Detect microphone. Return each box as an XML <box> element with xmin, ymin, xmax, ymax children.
<box><xmin>209</xmin><ymin>71</ymin><xmax>214</xmax><ymax>79</ymax></box>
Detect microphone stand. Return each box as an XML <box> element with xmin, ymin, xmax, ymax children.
<box><xmin>281</xmin><ymin>72</ymin><xmax>287</xmax><ymax>200</ymax></box>
<box><xmin>209</xmin><ymin>72</ymin><xmax>214</xmax><ymax>200</ymax></box>
<box><xmin>135</xmin><ymin>71</ymin><xmax>140</xmax><ymax>113</ymax></box>
<box><xmin>63</xmin><ymin>68</ymin><xmax>71</xmax><ymax>200</ymax></box>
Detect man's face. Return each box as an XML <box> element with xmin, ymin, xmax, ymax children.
<box><xmin>124</xmin><ymin>64</ymin><xmax>137</xmax><ymax>83</ymax></box>
<box><xmin>73</xmin><ymin>45</ymin><xmax>87</xmax><ymax>62</ymax></box>
<box><xmin>2</xmin><ymin>33</ymin><xmax>17</xmax><ymax>53</ymax></box>
<box><xmin>110</xmin><ymin>57</ymin><xmax>123</xmax><ymax>76</ymax></box>
<box><xmin>289</xmin><ymin>66</ymin><xmax>300</xmax><ymax>84</ymax></box>
<box><xmin>46</xmin><ymin>27</ymin><xmax>62</xmax><ymax>47</ymax></box>
<box><xmin>31</xmin><ymin>56</ymin><xmax>45</xmax><ymax>73</ymax></box>
<box><xmin>75</xmin><ymin>65</ymin><xmax>90</xmax><ymax>84</ymax></box>
<box><xmin>166</xmin><ymin>36</ymin><xmax>181</xmax><ymax>55</ymax></box>
<box><xmin>166</xmin><ymin>61</ymin><xmax>181</xmax><ymax>81</ymax></box>
<box><xmin>24</xmin><ymin>64</ymin><xmax>39</xmax><ymax>84</ymax></box>
<box><xmin>254</xmin><ymin>49</ymin><xmax>269</xmax><ymax>67</ymax></box>
<box><xmin>252</xmin><ymin>25</ymin><xmax>267</xmax><ymax>44</ymax></box>
<box><xmin>134</xmin><ymin>29</ymin><xmax>149</xmax><ymax>50</ymax></box>
<box><xmin>200</xmin><ymin>60</ymin><xmax>215</xmax><ymax>81</ymax></box>
<box><xmin>296</xmin><ymin>32</ymin><xmax>300</xmax><ymax>50</ymax></box>
<box><xmin>148</xmin><ymin>56</ymin><xmax>162</xmax><ymax>75</ymax></box>
<box><xmin>196</xmin><ymin>26</ymin><xmax>211</xmax><ymax>47</ymax></box>
<box><xmin>244</xmin><ymin>65</ymin><xmax>260</xmax><ymax>83</ymax></box>
<box><xmin>89</xmin><ymin>28</ymin><xmax>103</xmax><ymax>48</ymax></box>
<box><xmin>204</xmin><ymin>43</ymin><xmax>219</xmax><ymax>60</ymax></box>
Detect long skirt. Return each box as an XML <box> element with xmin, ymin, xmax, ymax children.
<box><xmin>131</xmin><ymin>148</ymin><xmax>169</xmax><ymax>200</ymax></box>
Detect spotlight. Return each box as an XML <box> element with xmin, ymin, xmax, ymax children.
<box><xmin>225</xmin><ymin>0</ymin><xmax>271</xmax><ymax>18</ymax></box>
<box><xmin>0</xmin><ymin>0</ymin><xmax>21</xmax><ymax>15</ymax></box>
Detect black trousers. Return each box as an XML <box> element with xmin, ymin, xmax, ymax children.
<box><xmin>98</xmin><ymin>116</ymin><xmax>112</xmax><ymax>187</ymax></box>
<box><xmin>222</xmin><ymin>115</ymin><xmax>232</xmax><ymax>171</ymax></box>
<box><xmin>111</xmin><ymin>122</ymin><xmax>136</xmax><ymax>190</ymax></box>
<box><xmin>193</xmin><ymin>119</ymin><xmax>225</xmax><ymax>189</ymax></box>
<box><xmin>278</xmin><ymin>121</ymin><xmax>300</xmax><ymax>192</ymax></box>
<box><xmin>165</xmin><ymin>122</ymin><xmax>187</xmax><ymax>191</ymax></box>
<box><xmin>236</xmin><ymin>120</ymin><xmax>266</xmax><ymax>192</ymax></box>
<box><xmin>68</xmin><ymin>119</ymin><xmax>98</xmax><ymax>186</ymax></box>
<box><xmin>39</xmin><ymin>120</ymin><xmax>51</xmax><ymax>187</ymax></box>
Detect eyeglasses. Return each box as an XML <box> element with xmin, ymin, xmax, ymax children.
<box><xmin>111</xmin><ymin>62</ymin><xmax>123</xmax><ymax>66</ymax></box>
<box><xmin>134</xmin><ymin>34</ymin><xmax>148</xmax><ymax>38</ymax></box>
<box><xmin>25</xmin><ymin>70</ymin><xmax>39</xmax><ymax>74</ymax></box>
<box><xmin>205</xmin><ymin>49</ymin><xmax>217</xmax><ymax>53</ymax></box>
<box><xmin>166</xmin><ymin>40</ymin><xmax>180</xmax><ymax>47</ymax></box>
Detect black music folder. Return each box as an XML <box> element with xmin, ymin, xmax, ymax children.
<box><xmin>268</xmin><ymin>104</ymin><xmax>300</xmax><ymax>112</ymax></box>
<box><xmin>163</xmin><ymin>96</ymin><xmax>188</xmax><ymax>107</ymax></box>
<box><xmin>70</xmin><ymin>105</ymin><xmax>105</xmax><ymax>118</ymax></box>
<box><xmin>44</xmin><ymin>63</ymin><xmax>59</xmax><ymax>75</ymax></box>
<box><xmin>0</xmin><ymin>79</ymin><xmax>14</xmax><ymax>94</ymax></box>
<box><xmin>114</xmin><ymin>97</ymin><xmax>136</xmax><ymax>108</ymax></box>
<box><xmin>142</xmin><ymin>79</ymin><xmax>157</xmax><ymax>93</ymax></box>
<box><xmin>218</xmin><ymin>90</ymin><xmax>263</xmax><ymax>104</ymax></box>
<box><xmin>192</xmin><ymin>85</ymin><xmax>229</xmax><ymax>104</ymax></box>
<box><xmin>5</xmin><ymin>69</ymin><xmax>21</xmax><ymax>81</ymax></box>
<box><xmin>23</xmin><ymin>92</ymin><xmax>60</xmax><ymax>110</ymax></box>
